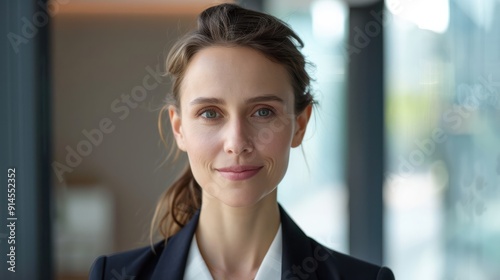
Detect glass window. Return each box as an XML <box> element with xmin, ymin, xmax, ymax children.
<box><xmin>385</xmin><ymin>0</ymin><xmax>500</xmax><ymax>278</ymax></box>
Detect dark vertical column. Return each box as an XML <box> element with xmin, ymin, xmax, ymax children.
<box><xmin>0</xmin><ymin>0</ymin><xmax>53</xmax><ymax>279</ymax></box>
<box><xmin>346</xmin><ymin>1</ymin><xmax>385</xmax><ymax>265</ymax></box>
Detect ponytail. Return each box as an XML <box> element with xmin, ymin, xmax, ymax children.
<box><xmin>150</xmin><ymin>165</ymin><xmax>201</xmax><ymax>242</ymax></box>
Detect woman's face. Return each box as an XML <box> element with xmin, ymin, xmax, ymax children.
<box><xmin>169</xmin><ymin>46</ymin><xmax>311</xmax><ymax>208</ymax></box>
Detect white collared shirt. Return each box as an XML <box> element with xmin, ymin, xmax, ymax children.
<box><xmin>183</xmin><ymin>225</ymin><xmax>282</xmax><ymax>280</ymax></box>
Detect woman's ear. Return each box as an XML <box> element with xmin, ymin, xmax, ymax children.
<box><xmin>291</xmin><ymin>104</ymin><xmax>312</xmax><ymax>148</ymax></box>
<box><xmin>169</xmin><ymin>105</ymin><xmax>187</xmax><ymax>151</ymax></box>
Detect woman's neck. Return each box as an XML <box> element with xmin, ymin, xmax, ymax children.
<box><xmin>196</xmin><ymin>190</ymin><xmax>281</xmax><ymax>279</ymax></box>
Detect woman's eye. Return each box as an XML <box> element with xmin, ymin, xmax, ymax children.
<box><xmin>199</xmin><ymin>108</ymin><xmax>273</xmax><ymax>120</ymax></box>
<box><xmin>254</xmin><ymin>108</ymin><xmax>274</xmax><ymax>117</ymax></box>
<box><xmin>200</xmin><ymin>109</ymin><xmax>220</xmax><ymax>119</ymax></box>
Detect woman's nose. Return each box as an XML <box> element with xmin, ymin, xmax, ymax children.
<box><xmin>223</xmin><ymin>119</ymin><xmax>254</xmax><ymax>155</ymax></box>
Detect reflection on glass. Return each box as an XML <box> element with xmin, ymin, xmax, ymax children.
<box><xmin>385</xmin><ymin>0</ymin><xmax>500</xmax><ymax>279</ymax></box>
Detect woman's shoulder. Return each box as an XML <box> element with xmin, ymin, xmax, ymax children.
<box><xmin>89</xmin><ymin>241</ymin><xmax>165</xmax><ymax>280</ymax></box>
<box><xmin>307</xmin><ymin>237</ymin><xmax>395</xmax><ymax>280</ymax></box>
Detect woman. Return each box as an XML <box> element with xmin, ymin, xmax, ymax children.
<box><xmin>90</xmin><ymin>3</ymin><xmax>394</xmax><ymax>280</ymax></box>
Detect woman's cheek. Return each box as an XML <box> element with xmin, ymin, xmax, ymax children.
<box><xmin>193</xmin><ymin>129</ymin><xmax>219</xmax><ymax>149</ymax></box>
<box><xmin>255</xmin><ymin>128</ymin><xmax>291</xmax><ymax>156</ymax></box>
<box><xmin>251</xmin><ymin>120</ymin><xmax>287</xmax><ymax>145</ymax></box>
<box><xmin>183</xmin><ymin>123</ymin><xmax>220</xmax><ymax>152</ymax></box>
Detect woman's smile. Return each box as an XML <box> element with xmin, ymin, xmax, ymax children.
<box><xmin>215</xmin><ymin>165</ymin><xmax>264</xmax><ymax>181</ymax></box>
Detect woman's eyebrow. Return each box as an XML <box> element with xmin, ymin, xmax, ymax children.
<box><xmin>246</xmin><ymin>95</ymin><xmax>285</xmax><ymax>104</ymax></box>
<box><xmin>189</xmin><ymin>95</ymin><xmax>285</xmax><ymax>106</ymax></box>
<box><xmin>189</xmin><ymin>97</ymin><xmax>224</xmax><ymax>106</ymax></box>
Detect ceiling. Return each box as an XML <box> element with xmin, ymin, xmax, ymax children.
<box><xmin>51</xmin><ymin>0</ymin><xmax>379</xmax><ymax>16</ymax></box>
<box><xmin>52</xmin><ymin>0</ymin><xmax>237</xmax><ymax>15</ymax></box>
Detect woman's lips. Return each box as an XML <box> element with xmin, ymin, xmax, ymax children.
<box><xmin>216</xmin><ymin>165</ymin><xmax>263</xmax><ymax>181</ymax></box>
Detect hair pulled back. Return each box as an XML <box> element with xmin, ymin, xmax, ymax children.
<box><xmin>151</xmin><ymin>3</ymin><xmax>314</xmax><ymax>241</ymax></box>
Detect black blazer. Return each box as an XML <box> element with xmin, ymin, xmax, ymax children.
<box><xmin>90</xmin><ymin>205</ymin><xmax>395</xmax><ymax>280</ymax></box>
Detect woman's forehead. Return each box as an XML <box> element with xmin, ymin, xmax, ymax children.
<box><xmin>179</xmin><ymin>46</ymin><xmax>294</xmax><ymax>105</ymax></box>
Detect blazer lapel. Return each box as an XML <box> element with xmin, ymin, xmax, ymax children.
<box><xmin>279</xmin><ymin>204</ymin><xmax>319</xmax><ymax>280</ymax></box>
<box><xmin>149</xmin><ymin>205</ymin><xmax>323</xmax><ymax>280</ymax></box>
<box><xmin>150</xmin><ymin>210</ymin><xmax>200</xmax><ymax>279</ymax></box>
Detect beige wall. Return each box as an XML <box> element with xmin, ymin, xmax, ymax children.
<box><xmin>52</xmin><ymin>13</ymin><xmax>193</xmax><ymax>257</ymax></box>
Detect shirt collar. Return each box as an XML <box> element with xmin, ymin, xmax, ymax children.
<box><xmin>183</xmin><ymin>225</ymin><xmax>283</xmax><ymax>280</ymax></box>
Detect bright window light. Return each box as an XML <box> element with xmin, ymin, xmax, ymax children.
<box><xmin>387</xmin><ymin>0</ymin><xmax>449</xmax><ymax>34</ymax></box>
<box><xmin>311</xmin><ymin>0</ymin><xmax>346</xmax><ymax>42</ymax></box>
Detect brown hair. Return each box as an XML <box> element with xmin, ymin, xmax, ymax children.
<box><xmin>151</xmin><ymin>3</ymin><xmax>315</xmax><ymax>242</ymax></box>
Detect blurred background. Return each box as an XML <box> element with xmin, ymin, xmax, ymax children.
<box><xmin>1</xmin><ymin>0</ymin><xmax>499</xmax><ymax>279</ymax></box>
